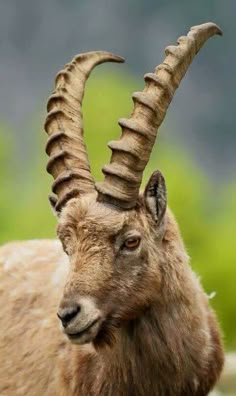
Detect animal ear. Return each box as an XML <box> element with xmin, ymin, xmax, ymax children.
<box><xmin>144</xmin><ymin>170</ymin><xmax>167</xmax><ymax>224</ymax></box>
<box><xmin>49</xmin><ymin>195</ymin><xmax>61</xmax><ymax>217</ymax></box>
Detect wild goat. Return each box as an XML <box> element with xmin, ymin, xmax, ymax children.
<box><xmin>0</xmin><ymin>23</ymin><xmax>224</xmax><ymax>395</ymax></box>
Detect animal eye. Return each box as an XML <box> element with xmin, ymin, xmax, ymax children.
<box><xmin>123</xmin><ymin>237</ymin><xmax>141</xmax><ymax>250</ymax></box>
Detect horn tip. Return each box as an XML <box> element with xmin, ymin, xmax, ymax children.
<box><xmin>207</xmin><ymin>22</ymin><xmax>223</xmax><ymax>36</ymax></box>
<box><xmin>191</xmin><ymin>22</ymin><xmax>223</xmax><ymax>37</ymax></box>
<box><xmin>108</xmin><ymin>53</ymin><xmax>125</xmax><ymax>63</ymax></box>
<box><xmin>215</xmin><ymin>25</ymin><xmax>223</xmax><ymax>36</ymax></box>
<box><xmin>74</xmin><ymin>51</ymin><xmax>125</xmax><ymax>64</ymax></box>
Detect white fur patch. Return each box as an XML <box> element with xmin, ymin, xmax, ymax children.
<box><xmin>3</xmin><ymin>248</ymin><xmax>35</xmax><ymax>271</ymax></box>
<box><xmin>39</xmin><ymin>318</ymin><xmax>50</xmax><ymax>328</ymax></box>
<box><xmin>51</xmin><ymin>254</ymin><xmax>69</xmax><ymax>286</ymax></box>
<box><xmin>207</xmin><ymin>291</ymin><xmax>217</xmax><ymax>300</ymax></box>
<box><xmin>80</xmin><ymin>343</ymin><xmax>96</xmax><ymax>355</ymax></box>
<box><xmin>31</xmin><ymin>308</ymin><xmax>44</xmax><ymax>316</ymax></box>
<box><xmin>193</xmin><ymin>376</ymin><xmax>199</xmax><ymax>390</ymax></box>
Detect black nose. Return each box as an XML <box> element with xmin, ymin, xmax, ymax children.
<box><xmin>57</xmin><ymin>305</ymin><xmax>80</xmax><ymax>328</ymax></box>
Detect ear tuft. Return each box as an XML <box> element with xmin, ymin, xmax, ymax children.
<box><xmin>144</xmin><ymin>170</ymin><xmax>167</xmax><ymax>224</ymax></box>
<box><xmin>49</xmin><ymin>195</ymin><xmax>60</xmax><ymax>217</ymax></box>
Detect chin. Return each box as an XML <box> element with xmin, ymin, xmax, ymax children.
<box><xmin>68</xmin><ymin>332</ymin><xmax>95</xmax><ymax>345</ymax></box>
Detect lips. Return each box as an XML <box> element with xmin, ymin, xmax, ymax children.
<box><xmin>65</xmin><ymin>317</ymin><xmax>100</xmax><ymax>343</ymax></box>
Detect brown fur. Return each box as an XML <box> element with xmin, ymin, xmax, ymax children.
<box><xmin>0</xmin><ymin>190</ymin><xmax>224</xmax><ymax>395</ymax></box>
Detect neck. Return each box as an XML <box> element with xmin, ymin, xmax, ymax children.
<box><xmin>76</xmin><ymin>300</ymin><xmax>203</xmax><ymax>396</ymax></box>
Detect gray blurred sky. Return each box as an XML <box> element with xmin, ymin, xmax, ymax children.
<box><xmin>0</xmin><ymin>0</ymin><xmax>235</xmax><ymax>180</ymax></box>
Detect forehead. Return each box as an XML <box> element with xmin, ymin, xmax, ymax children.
<box><xmin>59</xmin><ymin>195</ymin><xmax>131</xmax><ymax>235</ymax></box>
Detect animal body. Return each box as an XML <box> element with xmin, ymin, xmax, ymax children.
<box><xmin>0</xmin><ymin>23</ymin><xmax>224</xmax><ymax>395</ymax></box>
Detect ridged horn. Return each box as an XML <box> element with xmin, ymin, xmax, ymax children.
<box><xmin>96</xmin><ymin>23</ymin><xmax>222</xmax><ymax>209</ymax></box>
<box><xmin>45</xmin><ymin>51</ymin><xmax>124</xmax><ymax>212</ymax></box>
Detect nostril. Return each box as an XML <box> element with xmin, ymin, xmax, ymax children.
<box><xmin>57</xmin><ymin>305</ymin><xmax>80</xmax><ymax>328</ymax></box>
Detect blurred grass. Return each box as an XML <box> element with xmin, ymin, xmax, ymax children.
<box><xmin>0</xmin><ymin>71</ymin><xmax>235</xmax><ymax>351</ymax></box>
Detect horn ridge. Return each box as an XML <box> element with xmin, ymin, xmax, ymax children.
<box><xmin>96</xmin><ymin>23</ymin><xmax>222</xmax><ymax>209</ymax></box>
<box><xmin>45</xmin><ymin>51</ymin><xmax>124</xmax><ymax>211</ymax></box>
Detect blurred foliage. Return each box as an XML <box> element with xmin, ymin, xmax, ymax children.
<box><xmin>0</xmin><ymin>71</ymin><xmax>235</xmax><ymax>351</ymax></box>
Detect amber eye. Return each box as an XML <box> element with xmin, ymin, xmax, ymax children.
<box><xmin>123</xmin><ymin>237</ymin><xmax>141</xmax><ymax>250</ymax></box>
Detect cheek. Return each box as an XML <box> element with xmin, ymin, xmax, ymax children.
<box><xmin>114</xmin><ymin>251</ymin><xmax>146</xmax><ymax>289</ymax></box>
<box><xmin>104</xmin><ymin>256</ymin><xmax>159</xmax><ymax>322</ymax></box>
<box><xmin>116</xmin><ymin>250</ymin><xmax>161</xmax><ymax>297</ymax></box>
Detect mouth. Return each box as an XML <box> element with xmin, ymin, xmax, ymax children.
<box><xmin>65</xmin><ymin>317</ymin><xmax>101</xmax><ymax>344</ymax></box>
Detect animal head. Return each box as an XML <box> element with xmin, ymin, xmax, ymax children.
<box><xmin>45</xmin><ymin>23</ymin><xmax>222</xmax><ymax>345</ymax></box>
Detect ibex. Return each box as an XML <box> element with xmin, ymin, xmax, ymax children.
<box><xmin>0</xmin><ymin>23</ymin><xmax>224</xmax><ymax>395</ymax></box>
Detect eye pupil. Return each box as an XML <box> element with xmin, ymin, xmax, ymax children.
<box><xmin>124</xmin><ymin>237</ymin><xmax>140</xmax><ymax>249</ymax></box>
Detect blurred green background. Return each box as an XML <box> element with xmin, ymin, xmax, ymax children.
<box><xmin>0</xmin><ymin>0</ymin><xmax>235</xmax><ymax>371</ymax></box>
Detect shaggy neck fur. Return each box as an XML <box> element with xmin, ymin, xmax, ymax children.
<box><xmin>65</xmin><ymin>248</ymin><xmax>222</xmax><ymax>396</ymax></box>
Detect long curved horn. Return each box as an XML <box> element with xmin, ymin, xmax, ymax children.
<box><xmin>45</xmin><ymin>51</ymin><xmax>124</xmax><ymax>212</ymax></box>
<box><xmin>96</xmin><ymin>23</ymin><xmax>222</xmax><ymax>209</ymax></box>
